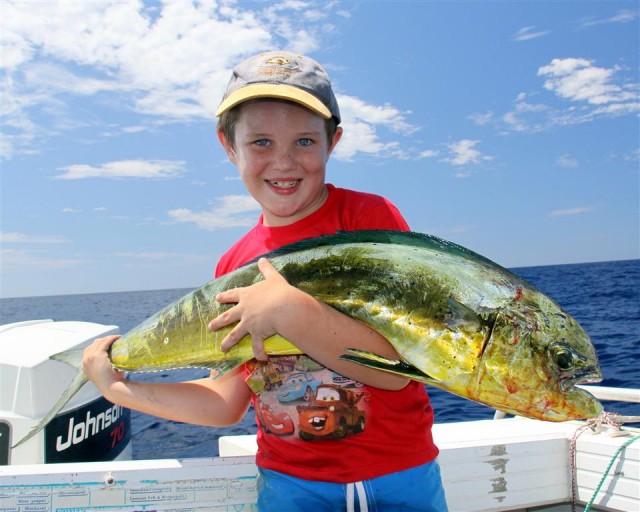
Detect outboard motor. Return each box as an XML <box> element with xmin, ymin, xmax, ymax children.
<box><xmin>0</xmin><ymin>320</ymin><xmax>132</xmax><ymax>465</ymax></box>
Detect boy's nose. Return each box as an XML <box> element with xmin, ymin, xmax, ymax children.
<box><xmin>273</xmin><ymin>150</ymin><xmax>296</xmax><ymax>170</ymax></box>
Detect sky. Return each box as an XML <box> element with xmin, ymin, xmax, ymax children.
<box><xmin>1</xmin><ymin>0</ymin><xmax>639</xmax><ymax>299</ymax></box>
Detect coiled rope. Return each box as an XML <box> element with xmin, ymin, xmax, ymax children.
<box><xmin>570</xmin><ymin>412</ymin><xmax>640</xmax><ymax>512</ymax></box>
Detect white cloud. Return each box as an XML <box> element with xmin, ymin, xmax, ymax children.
<box><xmin>0</xmin><ymin>2</ymin><xmax>305</xmax><ymax>152</ymax></box>
<box><xmin>500</xmin><ymin>59</ymin><xmax>639</xmax><ymax>133</ymax></box>
<box><xmin>501</xmin><ymin>92</ymin><xmax>550</xmax><ymax>132</ymax></box>
<box><xmin>419</xmin><ymin>149</ymin><xmax>439</xmax><ymax>159</ymax></box>
<box><xmin>548</xmin><ymin>206</ymin><xmax>594</xmax><ymax>217</ymax></box>
<box><xmin>122</xmin><ymin>126</ymin><xmax>146</xmax><ymax>134</ymax></box>
<box><xmin>538</xmin><ymin>58</ymin><xmax>637</xmax><ymax>106</ymax></box>
<box><xmin>1</xmin><ymin>232</ymin><xmax>69</xmax><ymax>244</ymax></box>
<box><xmin>334</xmin><ymin>94</ymin><xmax>419</xmax><ymax>161</ymax></box>
<box><xmin>261</xmin><ymin>2</ymin><xmax>325</xmax><ymax>54</ymax></box>
<box><xmin>608</xmin><ymin>9</ymin><xmax>639</xmax><ymax>23</ymax></box>
<box><xmin>1</xmin><ymin>248</ymin><xmax>85</xmax><ymax>269</ymax></box>
<box><xmin>54</xmin><ymin>159</ymin><xmax>186</xmax><ymax>180</ymax></box>
<box><xmin>515</xmin><ymin>26</ymin><xmax>550</xmax><ymax>42</ymax></box>
<box><xmin>1</xmin><ymin>1</ymin><xmax>423</xmax><ymax>162</ymax></box>
<box><xmin>338</xmin><ymin>95</ymin><xmax>417</xmax><ymax>134</ymax></box>
<box><xmin>624</xmin><ymin>149</ymin><xmax>640</xmax><ymax>162</ymax></box>
<box><xmin>22</xmin><ymin>61</ymin><xmax>121</xmax><ymax>97</ymax></box>
<box><xmin>334</xmin><ymin>121</ymin><xmax>398</xmax><ymax>161</ymax></box>
<box><xmin>469</xmin><ymin>111</ymin><xmax>493</xmax><ymax>126</ymax></box>
<box><xmin>580</xmin><ymin>9</ymin><xmax>638</xmax><ymax>28</ymax></box>
<box><xmin>1</xmin><ymin>230</ymin><xmax>84</xmax><ymax>271</ymax></box>
<box><xmin>555</xmin><ymin>154</ymin><xmax>579</xmax><ymax>168</ymax></box>
<box><xmin>168</xmin><ymin>194</ymin><xmax>261</xmax><ymax>230</ymax></box>
<box><xmin>443</xmin><ymin>139</ymin><xmax>492</xmax><ymax>167</ymax></box>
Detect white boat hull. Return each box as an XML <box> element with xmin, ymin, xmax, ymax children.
<box><xmin>1</xmin><ymin>417</ymin><xmax>638</xmax><ymax>512</ymax></box>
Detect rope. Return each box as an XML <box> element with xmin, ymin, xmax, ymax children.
<box><xmin>570</xmin><ymin>412</ymin><xmax>640</xmax><ymax>512</ymax></box>
<box><xmin>583</xmin><ymin>435</ymin><xmax>640</xmax><ymax>511</ymax></box>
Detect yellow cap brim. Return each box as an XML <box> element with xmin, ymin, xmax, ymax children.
<box><xmin>215</xmin><ymin>84</ymin><xmax>332</xmax><ymax>119</ymax></box>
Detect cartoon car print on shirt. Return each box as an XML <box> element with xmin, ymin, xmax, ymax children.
<box><xmin>277</xmin><ymin>372</ymin><xmax>322</xmax><ymax>403</ymax></box>
<box><xmin>260</xmin><ymin>362</ymin><xmax>283</xmax><ymax>391</ymax></box>
<box><xmin>296</xmin><ymin>384</ymin><xmax>367</xmax><ymax>440</ymax></box>
<box><xmin>331</xmin><ymin>372</ymin><xmax>364</xmax><ymax>388</ymax></box>
<box><xmin>255</xmin><ymin>400</ymin><xmax>295</xmax><ymax>436</ymax></box>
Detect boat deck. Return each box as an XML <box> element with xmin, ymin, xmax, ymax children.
<box><xmin>1</xmin><ymin>417</ymin><xmax>638</xmax><ymax>511</ymax></box>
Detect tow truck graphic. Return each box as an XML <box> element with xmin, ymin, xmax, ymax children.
<box><xmin>296</xmin><ymin>384</ymin><xmax>367</xmax><ymax>440</ymax></box>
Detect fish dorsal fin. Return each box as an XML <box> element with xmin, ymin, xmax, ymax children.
<box><xmin>246</xmin><ymin>230</ymin><xmax>506</xmax><ymax>272</ymax></box>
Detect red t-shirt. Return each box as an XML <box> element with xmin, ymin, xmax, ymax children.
<box><xmin>216</xmin><ymin>184</ymin><xmax>438</xmax><ymax>483</ymax></box>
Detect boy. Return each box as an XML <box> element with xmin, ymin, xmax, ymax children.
<box><xmin>83</xmin><ymin>51</ymin><xmax>448</xmax><ymax>511</ymax></box>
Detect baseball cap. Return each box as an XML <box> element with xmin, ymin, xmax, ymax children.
<box><xmin>215</xmin><ymin>51</ymin><xmax>341</xmax><ymax>123</ymax></box>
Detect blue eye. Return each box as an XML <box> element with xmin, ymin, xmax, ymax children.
<box><xmin>254</xmin><ymin>139</ymin><xmax>269</xmax><ymax>146</ymax></box>
<box><xmin>298</xmin><ymin>138</ymin><xmax>313</xmax><ymax>147</ymax></box>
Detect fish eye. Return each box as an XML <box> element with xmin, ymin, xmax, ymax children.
<box><xmin>553</xmin><ymin>347</ymin><xmax>574</xmax><ymax>370</ymax></box>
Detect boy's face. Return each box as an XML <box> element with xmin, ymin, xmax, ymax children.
<box><xmin>219</xmin><ymin>100</ymin><xmax>342</xmax><ymax>227</ymax></box>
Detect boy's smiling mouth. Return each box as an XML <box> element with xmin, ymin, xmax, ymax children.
<box><xmin>268</xmin><ymin>179</ymin><xmax>301</xmax><ymax>189</ymax></box>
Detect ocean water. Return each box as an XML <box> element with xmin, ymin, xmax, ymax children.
<box><xmin>1</xmin><ymin>259</ymin><xmax>638</xmax><ymax>459</ymax></box>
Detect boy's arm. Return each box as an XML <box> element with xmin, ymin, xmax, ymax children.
<box><xmin>82</xmin><ymin>336</ymin><xmax>252</xmax><ymax>426</ymax></box>
<box><xmin>209</xmin><ymin>258</ymin><xmax>410</xmax><ymax>391</ymax></box>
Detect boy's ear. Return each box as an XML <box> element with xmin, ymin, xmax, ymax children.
<box><xmin>217</xmin><ymin>130</ymin><xmax>237</xmax><ymax>164</ymax></box>
<box><xmin>327</xmin><ymin>126</ymin><xmax>343</xmax><ymax>157</ymax></box>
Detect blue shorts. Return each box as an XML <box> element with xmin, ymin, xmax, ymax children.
<box><xmin>257</xmin><ymin>460</ymin><xmax>448</xmax><ymax>511</ymax></box>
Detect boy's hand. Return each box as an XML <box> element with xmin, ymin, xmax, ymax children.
<box><xmin>209</xmin><ymin>258</ymin><xmax>295</xmax><ymax>361</ymax></box>
<box><xmin>83</xmin><ymin>335</ymin><xmax>126</xmax><ymax>393</ymax></box>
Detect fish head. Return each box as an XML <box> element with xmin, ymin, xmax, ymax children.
<box><xmin>479</xmin><ymin>295</ymin><xmax>603</xmax><ymax>421</ymax></box>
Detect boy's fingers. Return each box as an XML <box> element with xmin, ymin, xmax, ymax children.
<box><xmin>258</xmin><ymin>258</ymin><xmax>282</xmax><ymax>281</ymax></box>
<box><xmin>208</xmin><ymin>305</ymin><xmax>238</xmax><ymax>332</ymax></box>
<box><xmin>219</xmin><ymin>326</ymin><xmax>268</xmax><ymax>361</ymax></box>
<box><xmin>89</xmin><ymin>335</ymin><xmax>120</xmax><ymax>352</ymax></box>
<box><xmin>220</xmin><ymin>323</ymin><xmax>245</xmax><ymax>352</ymax></box>
<box><xmin>252</xmin><ymin>334</ymin><xmax>268</xmax><ymax>361</ymax></box>
<box><xmin>216</xmin><ymin>288</ymin><xmax>241</xmax><ymax>304</ymax></box>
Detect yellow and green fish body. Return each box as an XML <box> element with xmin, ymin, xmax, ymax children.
<box><xmin>113</xmin><ymin>231</ymin><xmax>602</xmax><ymax>421</ymax></box>
<box><xmin>15</xmin><ymin>231</ymin><xmax>602</xmax><ymax>448</ymax></box>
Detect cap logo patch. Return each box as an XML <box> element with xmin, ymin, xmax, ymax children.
<box><xmin>259</xmin><ymin>56</ymin><xmax>301</xmax><ymax>78</ymax></box>
<box><xmin>265</xmin><ymin>56</ymin><xmax>292</xmax><ymax>66</ymax></box>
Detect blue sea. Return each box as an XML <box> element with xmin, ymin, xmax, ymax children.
<box><xmin>1</xmin><ymin>259</ymin><xmax>639</xmax><ymax>460</ymax></box>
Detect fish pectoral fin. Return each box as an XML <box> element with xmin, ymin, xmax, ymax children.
<box><xmin>339</xmin><ymin>349</ymin><xmax>438</xmax><ymax>384</ymax></box>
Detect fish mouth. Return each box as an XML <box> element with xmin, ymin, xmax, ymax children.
<box><xmin>541</xmin><ymin>366</ymin><xmax>603</xmax><ymax>420</ymax></box>
<box><xmin>560</xmin><ymin>366</ymin><xmax>602</xmax><ymax>392</ymax></box>
<box><xmin>558</xmin><ymin>364</ymin><xmax>604</xmax><ymax>419</ymax></box>
<box><xmin>564</xmin><ymin>384</ymin><xmax>604</xmax><ymax>419</ymax></box>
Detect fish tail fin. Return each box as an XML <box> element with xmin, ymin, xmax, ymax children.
<box><xmin>340</xmin><ymin>349</ymin><xmax>437</xmax><ymax>384</ymax></box>
<box><xmin>50</xmin><ymin>347</ymin><xmax>85</xmax><ymax>369</ymax></box>
<box><xmin>12</xmin><ymin>349</ymin><xmax>88</xmax><ymax>449</ymax></box>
